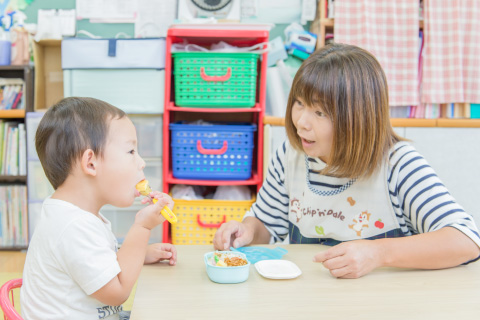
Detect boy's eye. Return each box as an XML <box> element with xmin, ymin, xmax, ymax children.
<box><xmin>128</xmin><ymin>149</ymin><xmax>136</xmax><ymax>155</ymax></box>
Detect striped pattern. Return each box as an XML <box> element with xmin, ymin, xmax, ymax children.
<box><xmin>334</xmin><ymin>0</ymin><xmax>420</xmax><ymax>106</ymax></box>
<box><xmin>244</xmin><ymin>141</ymin><xmax>480</xmax><ymax>251</ymax></box>
<box><xmin>422</xmin><ymin>0</ymin><xmax>480</xmax><ymax>103</ymax></box>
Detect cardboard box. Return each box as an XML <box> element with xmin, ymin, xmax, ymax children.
<box><xmin>33</xmin><ymin>40</ymin><xmax>64</xmax><ymax>110</ymax></box>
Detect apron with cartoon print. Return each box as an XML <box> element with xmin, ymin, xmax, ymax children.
<box><xmin>285</xmin><ymin>145</ymin><xmax>404</xmax><ymax>245</ymax></box>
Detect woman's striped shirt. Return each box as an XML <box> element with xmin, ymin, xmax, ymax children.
<box><xmin>244</xmin><ymin>141</ymin><xmax>480</xmax><ymax>253</ymax></box>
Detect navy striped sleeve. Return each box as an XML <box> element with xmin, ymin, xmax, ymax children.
<box><xmin>388</xmin><ymin>142</ymin><xmax>480</xmax><ymax>250</ymax></box>
<box><xmin>243</xmin><ymin>141</ymin><xmax>290</xmax><ymax>242</ymax></box>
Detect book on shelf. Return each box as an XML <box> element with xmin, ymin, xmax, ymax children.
<box><xmin>0</xmin><ymin>121</ymin><xmax>25</xmax><ymax>176</ymax></box>
<box><xmin>0</xmin><ymin>185</ymin><xmax>28</xmax><ymax>247</ymax></box>
<box><xmin>18</xmin><ymin>123</ymin><xmax>26</xmax><ymax>175</ymax></box>
<box><xmin>0</xmin><ymin>78</ymin><xmax>25</xmax><ymax>110</ymax></box>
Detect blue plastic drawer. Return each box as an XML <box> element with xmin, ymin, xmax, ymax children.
<box><xmin>170</xmin><ymin>122</ymin><xmax>257</xmax><ymax>180</ymax></box>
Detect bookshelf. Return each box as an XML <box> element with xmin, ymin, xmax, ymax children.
<box><xmin>0</xmin><ymin>65</ymin><xmax>33</xmax><ymax>250</ymax></box>
<box><xmin>0</xmin><ymin>110</ymin><xmax>26</xmax><ymax>118</ymax></box>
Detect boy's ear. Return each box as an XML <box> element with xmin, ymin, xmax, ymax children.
<box><xmin>81</xmin><ymin>149</ymin><xmax>98</xmax><ymax>176</ymax></box>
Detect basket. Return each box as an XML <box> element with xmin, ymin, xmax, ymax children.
<box><xmin>170</xmin><ymin>122</ymin><xmax>257</xmax><ymax>180</ymax></box>
<box><xmin>172</xmin><ymin>52</ymin><xmax>259</xmax><ymax>108</ymax></box>
<box><xmin>171</xmin><ymin>196</ymin><xmax>255</xmax><ymax>245</ymax></box>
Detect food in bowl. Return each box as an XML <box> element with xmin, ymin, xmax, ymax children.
<box><xmin>204</xmin><ymin>251</ymin><xmax>250</xmax><ymax>284</ymax></box>
<box><xmin>210</xmin><ymin>252</ymin><xmax>248</xmax><ymax>267</ymax></box>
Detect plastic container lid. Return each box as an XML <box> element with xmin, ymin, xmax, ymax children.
<box><xmin>230</xmin><ymin>246</ymin><xmax>288</xmax><ymax>264</ymax></box>
<box><xmin>255</xmin><ymin>260</ymin><xmax>302</xmax><ymax>279</ymax></box>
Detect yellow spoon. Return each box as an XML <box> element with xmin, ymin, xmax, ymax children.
<box><xmin>136</xmin><ymin>179</ymin><xmax>177</xmax><ymax>224</ymax></box>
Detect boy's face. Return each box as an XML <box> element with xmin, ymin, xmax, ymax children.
<box><xmin>292</xmin><ymin>98</ymin><xmax>333</xmax><ymax>162</ymax></box>
<box><xmin>96</xmin><ymin>117</ymin><xmax>146</xmax><ymax>207</ymax></box>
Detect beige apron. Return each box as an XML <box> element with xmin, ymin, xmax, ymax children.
<box><xmin>285</xmin><ymin>145</ymin><xmax>403</xmax><ymax>244</ymax></box>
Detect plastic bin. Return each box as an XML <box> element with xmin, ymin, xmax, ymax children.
<box><xmin>471</xmin><ymin>104</ymin><xmax>480</xmax><ymax>119</ymax></box>
<box><xmin>172</xmin><ymin>52</ymin><xmax>259</xmax><ymax>108</ymax></box>
<box><xmin>27</xmin><ymin>160</ymin><xmax>54</xmax><ymax>201</ymax></box>
<box><xmin>171</xmin><ymin>195</ymin><xmax>255</xmax><ymax>245</ymax></box>
<box><xmin>143</xmin><ymin>159</ymin><xmax>162</xmax><ymax>191</ymax></box>
<box><xmin>130</xmin><ymin>115</ymin><xmax>163</xmax><ymax>158</ymax></box>
<box><xmin>170</xmin><ymin>122</ymin><xmax>257</xmax><ymax>180</ymax></box>
<box><xmin>27</xmin><ymin>202</ymin><xmax>43</xmax><ymax>240</ymax></box>
<box><xmin>62</xmin><ymin>38</ymin><xmax>166</xmax><ymax>69</ymax></box>
<box><xmin>63</xmin><ymin>69</ymin><xmax>164</xmax><ymax>114</ymax></box>
<box><xmin>26</xmin><ymin>112</ymin><xmax>44</xmax><ymax>160</ymax></box>
<box><xmin>101</xmin><ymin>204</ymin><xmax>163</xmax><ymax>244</ymax></box>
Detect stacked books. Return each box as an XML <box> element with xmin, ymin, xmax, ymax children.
<box><xmin>0</xmin><ymin>78</ymin><xmax>24</xmax><ymax>110</ymax></box>
<box><xmin>0</xmin><ymin>121</ymin><xmax>26</xmax><ymax>176</ymax></box>
<box><xmin>0</xmin><ymin>185</ymin><xmax>28</xmax><ymax>247</ymax></box>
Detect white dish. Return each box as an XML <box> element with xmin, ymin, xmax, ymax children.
<box><xmin>254</xmin><ymin>260</ymin><xmax>302</xmax><ymax>279</ymax></box>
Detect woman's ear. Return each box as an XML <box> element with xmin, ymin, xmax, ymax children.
<box><xmin>81</xmin><ymin>149</ymin><xmax>97</xmax><ymax>177</ymax></box>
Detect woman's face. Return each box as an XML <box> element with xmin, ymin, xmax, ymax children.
<box><xmin>291</xmin><ymin>98</ymin><xmax>334</xmax><ymax>162</ymax></box>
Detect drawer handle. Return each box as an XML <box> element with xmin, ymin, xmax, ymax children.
<box><xmin>197</xmin><ymin>140</ymin><xmax>228</xmax><ymax>155</ymax></box>
<box><xmin>197</xmin><ymin>215</ymin><xmax>226</xmax><ymax>228</ymax></box>
<box><xmin>200</xmin><ymin>67</ymin><xmax>232</xmax><ymax>82</ymax></box>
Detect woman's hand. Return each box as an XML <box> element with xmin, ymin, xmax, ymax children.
<box><xmin>313</xmin><ymin>240</ymin><xmax>384</xmax><ymax>279</ymax></box>
<box><xmin>144</xmin><ymin>243</ymin><xmax>177</xmax><ymax>265</ymax></box>
<box><xmin>213</xmin><ymin>220</ymin><xmax>255</xmax><ymax>250</ymax></box>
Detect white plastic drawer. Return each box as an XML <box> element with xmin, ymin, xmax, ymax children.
<box><xmin>62</xmin><ymin>38</ymin><xmax>166</xmax><ymax>69</ymax></box>
<box><xmin>63</xmin><ymin>69</ymin><xmax>164</xmax><ymax>114</ymax></box>
<box><xmin>130</xmin><ymin>115</ymin><xmax>163</xmax><ymax>158</ymax></box>
<box><xmin>101</xmin><ymin>204</ymin><xmax>163</xmax><ymax>244</ymax></box>
<box><xmin>27</xmin><ymin>160</ymin><xmax>54</xmax><ymax>201</ymax></box>
<box><xmin>26</xmin><ymin>112</ymin><xmax>45</xmax><ymax>160</ymax></box>
<box><xmin>28</xmin><ymin>202</ymin><xmax>43</xmax><ymax>240</ymax></box>
<box><xmin>143</xmin><ymin>159</ymin><xmax>162</xmax><ymax>192</ymax></box>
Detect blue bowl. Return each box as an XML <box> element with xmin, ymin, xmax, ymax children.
<box><xmin>204</xmin><ymin>251</ymin><xmax>250</xmax><ymax>284</ymax></box>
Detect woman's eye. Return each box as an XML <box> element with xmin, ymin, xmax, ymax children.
<box><xmin>315</xmin><ymin>111</ymin><xmax>325</xmax><ymax>117</ymax></box>
<box><xmin>128</xmin><ymin>149</ymin><xmax>136</xmax><ymax>155</ymax></box>
<box><xmin>295</xmin><ymin>100</ymin><xmax>304</xmax><ymax>108</ymax></box>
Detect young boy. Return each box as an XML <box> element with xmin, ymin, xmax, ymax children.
<box><xmin>20</xmin><ymin>97</ymin><xmax>177</xmax><ymax>319</ymax></box>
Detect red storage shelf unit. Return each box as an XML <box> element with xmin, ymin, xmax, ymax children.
<box><xmin>162</xmin><ymin>25</ymin><xmax>269</xmax><ymax>243</ymax></box>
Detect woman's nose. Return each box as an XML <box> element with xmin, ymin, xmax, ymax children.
<box><xmin>297</xmin><ymin>110</ymin><xmax>312</xmax><ymax>130</ymax></box>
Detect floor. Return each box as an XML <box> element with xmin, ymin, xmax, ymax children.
<box><xmin>0</xmin><ymin>251</ymin><xmax>136</xmax><ymax>318</ymax></box>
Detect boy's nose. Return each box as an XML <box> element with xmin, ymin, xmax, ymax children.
<box><xmin>139</xmin><ymin>155</ymin><xmax>146</xmax><ymax>170</ymax></box>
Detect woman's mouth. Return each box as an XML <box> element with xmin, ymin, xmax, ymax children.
<box><xmin>301</xmin><ymin>138</ymin><xmax>315</xmax><ymax>147</ymax></box>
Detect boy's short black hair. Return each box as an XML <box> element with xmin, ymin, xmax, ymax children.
<box><xmin>35</xmin><ymin>97</ymin><xmax>126</xmax><ymax>189</ymax></box>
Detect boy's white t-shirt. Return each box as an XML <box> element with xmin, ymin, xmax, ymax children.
<box><xmin>21</xmin><ymin>198</ymin><xmax>123</xmax><ymax>320</ymax></box>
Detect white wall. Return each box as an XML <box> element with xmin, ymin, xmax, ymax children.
<box><xmin>401</xmin><ymin>127</ymin><xmax>480</xmax><ymax>227</ymax></box>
